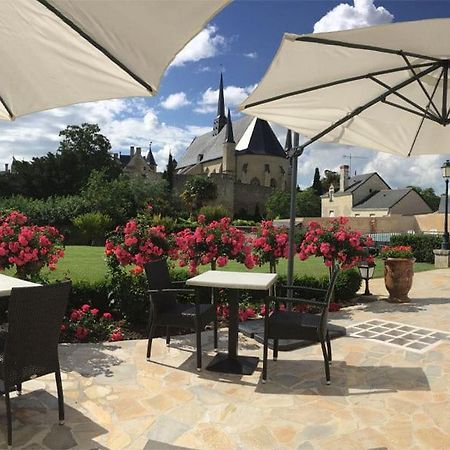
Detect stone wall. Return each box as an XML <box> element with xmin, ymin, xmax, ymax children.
<box><xmin>173</xmin><ymin>173</ymin><xmax>275</xmax><ymax>217</ymax></box>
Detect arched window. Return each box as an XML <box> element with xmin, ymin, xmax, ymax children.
<box><xmin>270</xmin><ymin>178</ymin><xmax>277</xmax><ymax>188</ymax></box>
<box><xmin>250</xmin><ymin>177</ymin><xmax>261</xmax><ymax>186</ymax></box>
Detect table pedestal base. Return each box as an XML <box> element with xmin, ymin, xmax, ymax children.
<box><xmin>206</xmin><ymin>353</ymin><xmax>259</xmax><ymax>375</ymax></box>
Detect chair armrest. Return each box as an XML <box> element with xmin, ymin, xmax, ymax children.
<box><xmin>171</xmin><ymin>280</ymin><xmax>187</xmax><ymax>287</ymax></box>
<box><xmin>148</xmin><ymin>288</ymin><xmax>195</xmax><ymax>295</ymax></box>
<box><xmin>282</xmin><ymin>285</ymin><xmax>326</xmax><ymax>293</ymax></box>
<box><xmin>266</xmin><ymin>296</ymin><xmax>326</xmax><ymax>309</ymax></box>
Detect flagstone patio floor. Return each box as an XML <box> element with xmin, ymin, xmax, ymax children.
<box><xmin>1</xmin><ymin>268</ymin><xmax>449</xmax><ymax>449</ymax></box>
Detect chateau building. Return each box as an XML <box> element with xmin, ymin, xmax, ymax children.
<box><xmin>176</xmin><ymin>74</ymin><xmax>290</xmax><ymax>192</ymax></box>
<box><xmin>115</xmin><ymin>144</ymin><xmax>157</xmax><ymax>178</ymax></box>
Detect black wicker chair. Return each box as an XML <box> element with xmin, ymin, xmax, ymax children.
<box><xmin>262</xmin><ymin>267</ymin><xmax>340</xmax><ymax>385</ymax></box>
<box><xmin>0</xmin><ymin>281</ymin><xmax>71</xmax><ymax>448</ymax></box>
<box><xmin>144</xmin><ymin>259</ymin><xmax>217</xmax><ymax>371</ymax></box>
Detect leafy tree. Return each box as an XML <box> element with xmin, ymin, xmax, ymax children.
<box><xmin>408</xmin><ymin>186</ymin><xmax>440</xmax><ymax>211</ymax></box>
<box><xmin>296</xmin><ymin>188</ymin><xmax>321</xmax><ymax>217</ymax></box>
<box><xmin>73</xmin><ymin>212</ymin><xmax>113</xmax><ymax>246</ymax></box>
<box><xmin>266</xmin><ymin>190</ymin><xmax>290</xmax><ymax>219</ymax></box>
<box><xmin>8</xmin><ymin>123</ymin><xmax>121</xmax><ymax>197</ymax></box>
<box><xmin>311</xmin><ymin>167</ymin><xmax>323</xmax><ymax>196</ymax></box>
<box><xmin>321</xmin><ymin>170</ymin><xmax>340</xmax><ymax>193</ymax></box>
<box><xmin>162</xmin><ymin>152</ymin><xmax>177</xmax><ymax>191</ymax></box>
<box><xmin>180</xmin><ymin>176</ymin><xmax>217</xmax><ymax>214</ymax></box>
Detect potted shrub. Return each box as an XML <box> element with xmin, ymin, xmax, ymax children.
<box><xmin>379</xmin><ymin>245</ymin><xmax>415</xmax><ymax>303</ymax></box>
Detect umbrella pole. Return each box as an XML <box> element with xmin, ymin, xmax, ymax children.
<box><xmin>287</xmin><ymin>137</ymin><xmax>301</xmax><ymax>305</ymax></box>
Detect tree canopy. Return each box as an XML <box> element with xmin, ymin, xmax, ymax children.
<box><xmin>5</xmin><ymin>123</ymin><xmax>121</xmax><ymax>198</ymax></box>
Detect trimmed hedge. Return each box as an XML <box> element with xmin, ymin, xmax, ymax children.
<box><xmin>390</xmin><ymin>234</ymin><xmax>442</xmax><ymax>263</ymax></box>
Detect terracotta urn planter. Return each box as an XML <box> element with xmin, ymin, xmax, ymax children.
<box><xmin>384</xmin><ymin>258</ymin><xmax>415</xmax><ymax>303</ymax></box>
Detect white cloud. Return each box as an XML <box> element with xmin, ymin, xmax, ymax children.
<box><xmin>160</xmin><ymin>92</ymin><xmax>190</xmax><ymax>110</ymax></box>
<box><xmin>195</xmin><ymin>84</ymin><xmax>257</xmax><ymax>114</ymax></box>
<box><xmin>0</xmin><ymin>99</ymin><xmax>204</xmax><ymax>173</ymax></box>
<box><xmin>314</xmin><ymin>0</ymin><xmax>393</xmax><ymax>33</ymax></box>
<box><xmin>244</xmin><ymin>52</ymin><xmax>258</xmax><ymax>59</ymax></box>
<box><xmin>171</xmin><ymin>25</ymin><xmax>227</xmax><ymax>67</ymax></box>
<box><xmin>269</xmin><ymin>123</ymin><xmax>446</xmax><ymax>194</ymax></box>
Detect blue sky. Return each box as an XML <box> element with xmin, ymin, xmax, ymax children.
<box><xmin>1</xmin><ymin>0</ymin><xmax>450</xmax><ymax>193</ymax></box>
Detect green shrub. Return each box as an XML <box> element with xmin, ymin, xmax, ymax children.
<box><xmin>390</xmin><ymin>233</ymin><xmax>441</xmax><ymax>263</ymax></box>
<box><xmin>199</xmin><ymin>204</ymin><xmax>231</xmax><ymax>222</ymax></box>
<box><xmin>69</xmin><ymin>280</ymin><xmax>112</xmax><ymax>312</ymax></box>
<box><xmin>232</xmin><ymin>219</ymin><xmax>257</xmax><ymax>227</ymax></box>
<box><xmin>73</xmin><ymin>212</ymin><xmax>113</xmax><ymax>245</ymax></box>
<box><xmin>277</xmin><ymin>269</ymin><xmax>361</xmax><ymax>302</ymax></box>
<box><xmin>334</xmin><ymin>269</ymin><xmax>362</xmax><ymax>301</ymax></box>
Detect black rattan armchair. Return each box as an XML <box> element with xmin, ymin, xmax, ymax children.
<box><xmin>0</xmin><ymin>281</ymin><xmax>71</xmax><ymax>448</ymax></box>
<box><xmin>144</xmin><ymin>259</ymin><xmax>217</xmax><ymax>371</ymax></box>
<box><xmin>262</xmin><ymin>267</ymin><xmax>340</xmax><ymax>385</ymax></box>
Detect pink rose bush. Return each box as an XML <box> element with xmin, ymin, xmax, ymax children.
<box><xmin>172</xmin><ymin>216</ymin><xmax>255</xmax><ymax>274</ymax></box>
<box><xmin>298</xmin><ymin>217</ymin><xmax>374</xmax><ymax>269</ymax></box>
<box><xmin>252</xmin><ymin>220</ymin><xmax>289</xmax><ymax>272</ymax></box>
<box><xmin>0</xmin><ymin>210</ymin><xmax>64</xmax><ymax>279</ymax></box>
<box><xmin>60</xmin><ymin>304</ymin><xmax>125</xmax><ymax>343</ymax></box>
<box><xmin>105</xmin><ymin>217</ymin><xmax>172</xmax><ymax>274</ymax></box>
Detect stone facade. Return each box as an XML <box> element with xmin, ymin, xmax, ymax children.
<box><xmin>176</xmin><ymin>74</ymin><xmax>290</xmax><ymax>215</ymax></box>
<box><xmin>322</xmin><ymin>165</ymin><xmax>432</xmax><ymax>217</ymax></box>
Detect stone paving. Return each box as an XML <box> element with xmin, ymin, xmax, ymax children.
<box><xmin>0</xmin><ymin>268</ymin><xmax>449</xmax><ymax>449</ymax></box>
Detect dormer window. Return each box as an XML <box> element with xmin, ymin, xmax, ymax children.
<box><xmin>328</xmin><ymin>184</ymin><xmax>335</xmax><ymax>202</ymax></box>
<box><xmin>264</xmin><ymin>164</ymin><xmax>270</xmax><ymax>173</ymax></box>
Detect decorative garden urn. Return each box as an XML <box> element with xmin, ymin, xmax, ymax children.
<box><xmin>384</xmin><ymin>258</ymin><xmax>415</xmax><ymax>303</ymax></box>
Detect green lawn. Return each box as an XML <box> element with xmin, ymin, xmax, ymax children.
<box><xmin>2</xmin><ymin>245</ymin><xmax>434</xmax><ymax>284</ymax></box>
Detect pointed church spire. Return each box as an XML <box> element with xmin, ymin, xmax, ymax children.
<box><xmin>213</xmin><ymin>72</ymin><xmax>227</xmax><ymax>136</ymax></box>
<box><xmin>217</xmin><ymin>72</ymin><xmax>225</xmax><ymax>118</ymax></box>
<box><xmin>284</xmin><ymin>129</ymin><xmax>292</xmax><ymax>151</ymax></box>
<box><xmin>146</xmin><ymin>141</ymin><xmax>157</xmax><ymax>167</ymax></box>
<box><xmin>225</xmin><ymin>108</ymin><xmax>235</xmax><ymax>143</ymax></box>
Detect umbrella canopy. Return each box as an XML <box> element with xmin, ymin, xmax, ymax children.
<box><xmin>241</xmin><ymin>18</ymin><xmax>450</xmax><ymax>157</ymax></box>
<box><xmin>0</xmin><ymin>0</ymin><xmax>229</xmax><ymax>120</ymax></box>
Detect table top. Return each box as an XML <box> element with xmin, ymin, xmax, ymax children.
<box><xmin>186</xmin><ymin>271</ymin><xmax>277</xmax><ymax>291</ymax></box>
<box><xmin>0</xmin><ymin>274</ymin><xmax>41</xmax><ymax>298</ymax></box>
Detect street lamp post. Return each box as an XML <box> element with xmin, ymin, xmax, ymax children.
<box><xmin>441</xmin><ymin>160</ymin><xmax>450</xmax><ymax>250</ymax></box>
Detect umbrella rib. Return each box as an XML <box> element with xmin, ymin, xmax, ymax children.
<box><xmin>243</xmin><ymin>62</ymin><xmax>435</xmax><ymax>110</ymax></box>
<box><xmin>289</xmin><ymin>62</ymin><xmax>441</xmax><ymax>157</ymax></box>
<box><xmin>408</xmin><ymin>66</ymin><xmax>443</xmax><ymax>156</ymax></box>
<box><xmin>400</xmin><ymin>53</ymin><xmax>441</xmax><ymax>117</ymax></box>
<box><xmin>369</xmin><ymin>76</ymin><xmax>440</xmax><ymax>121</ymax></box>
<box><xmin>35</xmin><ymin>0</ymin><xmax>154</xmax><ymax>94</ymax></box>
<box><xmin>381</xmin><ymin>99</ymin><xmax>441</xmax><ymax>125</ymax></box>
<box><xmin>296</xmin><ymin>36</ymin><xmax>441</xmax><ymax>63</ymax></box>
<box><xmin>0</xmin><ymin>95</ymin><xmax>14</xmax><ymax>120</ymax></box>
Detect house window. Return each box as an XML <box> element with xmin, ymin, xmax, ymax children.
<box><xmin>242</xmin><ymin>163</ymin><xmax>248</xmax><ymax>173</ymax></box>
<box><xmin>369</xmin><ymin>213</ymin><xmax>376</xmax><ymax>217</ymax></box>
<box><xmin>329</xmin><ymin>210</ymin><xmax>335</xmax><ymax>217</ymax></box>
<box><xmin>354</xmin><ymin>214</ymin><xmax>360</xmax><ymax>217</ymax></box>
<box><xmin>250</xmin><ymin>177</ymin><xmax>261</xmax><ymax>186</ymax></box>
<box><xmin>264</xmin><ymin>164</ymin><xmax>270</xmax><ymax>173</ymax></box>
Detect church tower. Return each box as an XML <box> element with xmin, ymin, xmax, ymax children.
<box><xmin>212</xmin><ymin>73</ymin><xmax>227</xmax><ymax>136</ymax></box>
<box><xmin>223</xmin><ymin>108</ymin><xmax>235</xmax><ymax>174</ymax></box>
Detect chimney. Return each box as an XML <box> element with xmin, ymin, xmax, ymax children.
<box><xmin>4</xmin><ymin>163</ymin><xmax>8</xmax><ymax>172</ymax></box>
<box><xmin>340</xmin><ymin>165</ymin><xmax>349</xmax><ymax>192</ymax></box>
<box><xmin>136</xmin><ymin>147</ymin><xmax>142</xmax><ymax>156</ymax></box>
<box><xmin>130</xmin><ymin>146</ymin><xmax>135</xmax><ymax>157</ymax></box>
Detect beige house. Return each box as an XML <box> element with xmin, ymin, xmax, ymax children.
<box><xmin>177</xmin><ymin>74</ymin><xmax>290</xmax><ymax>192</ymax></box>
<box><xmin>115</xmin><ymin>145</ymin><xmax>157</xmax><ymax>178</ymax></box>
<box><xmin>321</xmin><ymin>165</ymin><xmax>432</xmax><ymax>218</ymax></box>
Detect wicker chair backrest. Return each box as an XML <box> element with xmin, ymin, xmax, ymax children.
<box><xmin>144</xmin><ymin>259</ymin><xmax>177</xmax><ymax>312</ymax></box>
<box><xmin>319</xmin><ymin>267</ymin><xmax>340</xmax><ymax>338</ymax></box>
<box><xmin>4</xmin><ymin>281</ymin><xmax>71</xmax><ymax>386</ymax></box>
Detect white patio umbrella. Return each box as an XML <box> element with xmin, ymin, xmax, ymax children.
<box><xmin>240</xmin><ymin>18</ymin><xmax>450</xmax><ymax>285</ymax></box>
<box><xmin>0</xmin><ymin>0</ymin><xmax>229</xmax><ymax>121</ymax></box>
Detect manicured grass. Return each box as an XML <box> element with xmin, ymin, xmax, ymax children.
<box><xmin>3</xmin><ymin>245</ymin><xmax>435</xmax><ymax>283</ymax></box>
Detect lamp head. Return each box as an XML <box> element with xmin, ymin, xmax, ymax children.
<box><xmin>441</xmin><ymin>160</ymin><xmax>450</xmax><ymax>179</ymax></box>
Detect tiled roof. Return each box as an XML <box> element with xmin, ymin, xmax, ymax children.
<box><xmin>177</xmin><ymin>116</ymin><xmax>285</xmax><ymax>169</ymax></box>
<box><xmin>353</xmin><ymin>188</ymin><xmax>412</xmax><ymax>210</ymax></box>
